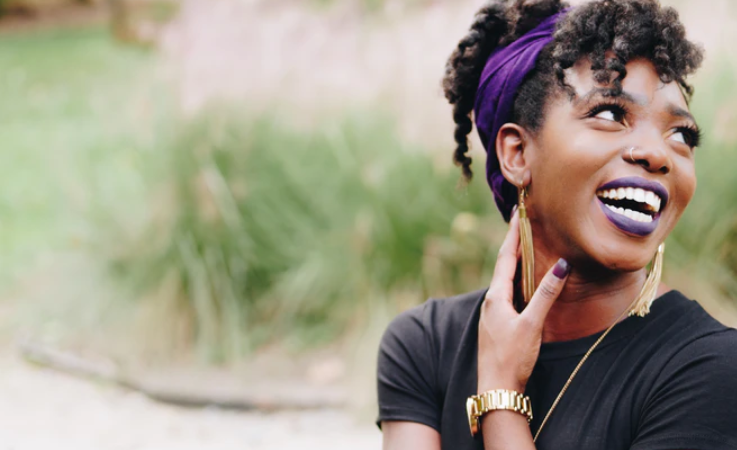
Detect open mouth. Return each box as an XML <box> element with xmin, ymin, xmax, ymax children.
<box><xmin>595</xmin><ymin>177</ymin><xmax>669</xmax><ymax>237</ymax></box>
<box><xmin>595</xmin><ymin>187</ymin><xmax>662</xmax><ymax>223</ymax></box>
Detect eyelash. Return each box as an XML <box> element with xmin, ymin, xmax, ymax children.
<box><xmin>674</xmin><ymin>125</ymin><xmax>702</xmax><ymax>149</ymax></box>
<box><xmin>585</xmin><ymin>100</ymin><xmax>629</xmax><ymax>123</ymax></box>
<box><xmin>585</xmin><ymin>101</ymin><xmax>702</xmax><ymax>149</ymax></box>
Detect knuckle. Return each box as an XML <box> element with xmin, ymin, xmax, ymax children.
<box><xmin>482</xmin><ymin>294</ymin><xmax>493</xmax><ymax>306</ymax></box>
<box><xmin>537</xmin><ymin>280</ymin><xmax>559</xmax><ymax>299</ymax></box>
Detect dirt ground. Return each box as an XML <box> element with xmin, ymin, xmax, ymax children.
<box><xmin>0</xmin><ymin>355</ymin><xmax>381</xmax><ymax>449</ymax></box>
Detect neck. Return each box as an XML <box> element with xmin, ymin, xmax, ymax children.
<box><xmin>528</xmin><ymin>244</ymin><xmax>649</xmax><ymax>343</ymax></box>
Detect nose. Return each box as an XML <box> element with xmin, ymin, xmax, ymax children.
<box><xmin>624</xmin><ymin>143</ymin><xmax>671</xmax><ymax>175</ymax></box>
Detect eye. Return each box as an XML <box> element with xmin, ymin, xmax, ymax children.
<box><xmin>586</xmin><ymin>102</ymin><xmax>628</xmax><ymax>124</ymax></box>
<box><xmin>669</xmin><ymin>126</ymin><xmax>702</xmax><ymax>149</ymax></box>
<box><xmin>595</xmin><ymin>110</ymin><xmax>618</xmax><ymax>122</ymax></box>
<box><xmin>670</xmin><ymin>131</ymin><xmax>687</xmax><ymax>144</ymax></box>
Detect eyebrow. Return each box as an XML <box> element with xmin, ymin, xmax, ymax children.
<box><xmin>574</xmin><ymin>87</ymin><xmax>649</xmax><ymax>106</ymax></box>
<box><xmin>574</xmin><ymin>87</ymin><xmax>698</xmax><ymax>124</ymax></box>
<box><xmin>667</xmin><ymin>104</ymin><xmax>696</xmax><ymax>123</ymax></box>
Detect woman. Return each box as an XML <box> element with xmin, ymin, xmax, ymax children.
<box><xmin>376</xmin><ymin>0</ymin><xmax>737</xmax><ymax>449</ymax></box>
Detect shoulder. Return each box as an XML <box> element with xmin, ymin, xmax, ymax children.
<box><xmin>631</xmin><ymin>291</ymin><xmax>737</xmax><ymax>450</ymax></box>
<box><xmin>646</xmin><ymin>291</ymin><xmax>737</xmax><ymax>379</ymax></box>
<box><xmin>378</xmin><ymin>288</ymin><xmax>486</xmax><ymax>384</ymax></box>
<box><xmin>661</xmin><ymin>325</ymin><xmax>737</xmax><ymax>378</ymax></box>
<box><xmin>632</xmin><ymin>293</ymin><xmax>737</xmax><ymax>449</ymax></box>
<box><xmin>376</xmin><ymin>289</ymin><xmax>486</xmax><ymax>431</ymax></box>
<box><xmin>381</xmin><ymin>288</ymin><xmax>486</xmax><ymax>350</ymax></box>
<box><xmin>634</xmin><ymin>331</ymin><xmax>737</xmax><ymax>449</ymax></box>
<box><xmin>640</xmin><ymin>290</ymin><xmax>732</xmax><ymax>346</ymax></box>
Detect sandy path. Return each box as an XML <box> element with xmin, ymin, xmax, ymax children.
<box><xmin>0</xmin><ymin>356</ymin><xmax>381</xmax><ymax>450</ymax></box>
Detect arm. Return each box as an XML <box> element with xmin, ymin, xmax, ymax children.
<box><xmin>382</xmin><ymin>421</ymin><xmax>441</xmax><ymax>450</ymax></box>
<box><xmin>476</xmin><ymin>211</ymin><xmax>569</xmax><ymax>450</ymax></box>
<box><xmin>479</xmin><ymin>411</ymin><xmax>536</xmax><ymax>450</ymax></box>
<box><xmin>380</xmin><ymin>413</ymin><xmax>535</xmax><ymax>450</ymax></box>
<box><xmin>376</xmin><ymin>298</ymin><xmax>443</xmax><ymax>447</ymax></box>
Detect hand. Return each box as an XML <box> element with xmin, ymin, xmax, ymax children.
<box><xmin>477</xmin><ymin>209</ymin><xmax>570</xmax><ymax>393</ymax></box>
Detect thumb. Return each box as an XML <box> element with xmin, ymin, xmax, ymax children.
<box><xmin>522</xmin><ymin>258</ymin><xmax>570</xmax><ymax>327</ymax></box>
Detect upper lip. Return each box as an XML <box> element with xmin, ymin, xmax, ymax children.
<box><xmin>596</xmin><ymin>176</ymin><xmax>669</xmax><ymax>213</ymax></box>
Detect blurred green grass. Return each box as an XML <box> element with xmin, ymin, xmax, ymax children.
<box><xmin>666</xmin><ymin>62</ymin><xmax>737</xmax><ymax>303</ymax></box>
<box><xmin>101</xmin><ymin>108</ymin><xmax>503</xmax><ymax>361</ymax></box>
<box><xmin>3</xmin><ymin>26</ymin><xmax>737</xmax><ymax>364</ymax></box>
<box><xmin>0</xmin><ymin>27</ymin><xmax>157</xmax><ymax>286</ymax></box>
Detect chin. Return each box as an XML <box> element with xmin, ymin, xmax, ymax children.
<box><xmin>581</xmin><ymin>236</ymin><xmax>661</xmax><ymax>274</ymax></box>
<box><xmin>599</xmin><ymin>252</ymin><xmax>653</xmax><ymax>273</ymax></box>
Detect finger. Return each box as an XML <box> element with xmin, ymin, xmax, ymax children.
<box><xmin>489</xmin><ymin>209</ymin><xmax>521</xmax><ymax>291</ymax></box>
<box><xmin>521</xmin><ymin>258</ymin><xmax>570</xmax><ymax>326</ymax></box>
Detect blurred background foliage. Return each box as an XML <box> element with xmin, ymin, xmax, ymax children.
<box><xmin>1</xmin><ymin>0</ymin><xmax>737</xmax><ymax>374</ymax></box>
<box><xmin>101</xmin><ymin>108</ymin><xmax>502</xmax><ymax>361</ymax></box>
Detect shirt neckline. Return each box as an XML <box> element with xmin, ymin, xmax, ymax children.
<box><xmin>536</xmin><ymin>290</ymin><xmax>692</xmax><ymax>361</ymax></box>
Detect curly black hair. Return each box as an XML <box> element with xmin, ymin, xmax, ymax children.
<box><xmin>442</xmin><ymin>0</ymin><xmax>704</xmax><ymax>181</ymax></box>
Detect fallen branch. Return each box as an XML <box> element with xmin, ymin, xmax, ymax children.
<box><xmin>17</xmin><ymin>339</ymin><xmax>345</xmax><ymax>411</ymax></box>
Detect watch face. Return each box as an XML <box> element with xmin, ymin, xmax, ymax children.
<box><xmin>466</xmin><ymin>397</ymin><xmax>479</xmax><ymax>436</ymax></box>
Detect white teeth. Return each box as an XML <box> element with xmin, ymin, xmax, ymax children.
<box><xmin>605</xmin><ymin>205</ymin><xmax>654</xmax><ymax>223</ymax></box>
<box><xmin>645</xmin><ymin>191</ymin><xmax>655</xmax><ymax>205</ymax></box>
<box><xmin>634</xmin><ymin>188</ymin><xmax>646</xmax><ymax>202</ymax></box>
<box><xmin>596</xmin><ymin>186</ymin><xmax>664</xmax><ymax>213</ymax></box>
<box><xmin>644</xmin><ymin>192</ymin><xmax>660</xmax><ymax>212</ymax></box>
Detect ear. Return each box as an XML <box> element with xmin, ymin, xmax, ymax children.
<box><xmin>495</xmin><ymin>123</ymin><xmax>532</xmax><ymax>188</ymax></box>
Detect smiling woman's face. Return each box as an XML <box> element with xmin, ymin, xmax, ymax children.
<box><xmin>523</xmin><ymin>57</ymin><xmax>700</xmax><ymax>273</ymax></box>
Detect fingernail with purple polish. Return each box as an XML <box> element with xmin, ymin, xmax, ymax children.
<box><xmin>553</xmin><ymin>258</ymin><xmax>570</xmax><ymax>279</ymax></box>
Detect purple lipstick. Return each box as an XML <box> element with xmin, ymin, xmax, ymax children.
<box><xmin>595</xmin><ymin>177</ymin><xmax>668</xmax><ymax>237</ymax></box>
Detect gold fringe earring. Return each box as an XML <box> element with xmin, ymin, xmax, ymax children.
<box><xmin>518</xmin><ymin>187</ymin><xmax>535</xmax><ymax>304</ymax></box>
<box><xmin>629</xmin><ymin>242</ymin><xmax>665</xmax><ymax>317</ymax></box>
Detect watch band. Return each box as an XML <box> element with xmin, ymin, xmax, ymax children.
<box><xmin>466</xmin><ymin>389</ymin><xmax>533</xmax><ymax>436</ymax></box>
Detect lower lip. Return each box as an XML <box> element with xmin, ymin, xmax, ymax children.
<box><xmin>597</xmin><ymin>199</ymin><xmax>660</xmax><ymax>237</ymax></box>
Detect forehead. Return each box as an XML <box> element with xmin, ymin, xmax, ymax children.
<box><xmin>564</xmin><ymin>57</ymin><xmax>688</xmax><ymax>110</ymax></box>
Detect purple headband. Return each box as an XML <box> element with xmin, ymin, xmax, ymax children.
<box><xmin>473</xmin><ymin>10</ymin><xmax>570</xmax><ymax>221</ymax></box>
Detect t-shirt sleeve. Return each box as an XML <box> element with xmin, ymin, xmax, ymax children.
<box><xmin>376</xmin><ymin>302</ymin><xmax>441</xmax><ymax>432</ymax></box>
<box><xmin>631</xmin><ymin>329</ymin><xmax>737</xmax><ymax>450</ymax></box>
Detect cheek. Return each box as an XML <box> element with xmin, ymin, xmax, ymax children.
<box><xmin>526</xmin><ymin>138</ymin><xmax>604</xmax><ymax>229</ymax></box>
<box><xmin>531</xmin><ymin>131</ymin><xmax>611</xmax><ymax>193</ymax></box>
<box><xmin>674</xmin><ymin>158</ymin><xmax>697</xmax><ymax>209</ymax></box>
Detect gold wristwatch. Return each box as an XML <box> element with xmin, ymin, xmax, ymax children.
<box><xmin>466</xmin><ymin>389</ymin><xmax>533</xmax><ymax>436</ymax></box>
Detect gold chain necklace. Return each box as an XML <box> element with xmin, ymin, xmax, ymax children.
<box><xmin>532</xmin><ymin>295</ymin><xmax>641</xmax><ymax>443</ymax></box>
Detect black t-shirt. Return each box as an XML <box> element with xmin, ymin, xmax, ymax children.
<box><xmin>377</xmin><ymin>289</ymin><xmax>737</xmax><ymax>450</ymax></box>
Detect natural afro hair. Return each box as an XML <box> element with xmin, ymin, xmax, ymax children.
<box><xmin>442</xmin><ymin>0</ymin><xmax>704</xmax><ymax>181</ymax></box>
